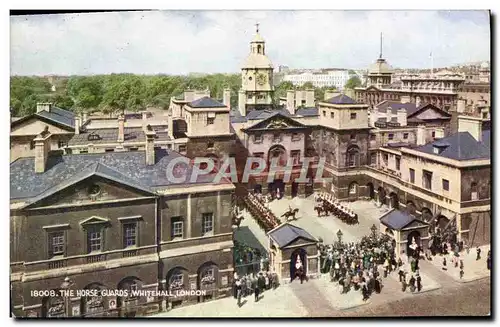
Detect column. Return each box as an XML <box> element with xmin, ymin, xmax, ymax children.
<box><xmin>456</xmin><ymin>213</ymin><xmax>462</xmax><ymax>242</ymax></box>
<box><xmin>216</xmin><ymin>191</ymin><xmax>221</xmax><ymax>235</ymax></box>
<box><xmin>285</xmin><ymin>184</ymin><xmax>292</xmax><ymax>199</ymax></box>
<box><xmin>186</xmin><ymin>194</ymin><xmax>192</xmax><ymax>238</ymax></box>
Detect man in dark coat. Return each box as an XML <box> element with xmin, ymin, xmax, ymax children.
<box><xmin>416</xmin><ymin>273</ymin><xmax>422</xmax><ymax>292</ymax></box>
<box><xmin>398</xmin><ymin>268</ymin><xmax>405</xmax><ymax>282</ymax></box>
<box><xmin>254</xmin><ymin>280</ymin><xmax>260</xmax><ymax>302</ymax></box>
<box><xmin>409</xmin><ymin>275</ymin><xmax>416</xmax><ymax>292</ymax></box>
<box><xmin>476</xmin><ymin>247</ymin><xmax>481</xmax><ymax>260</ymax></box>
<box><xmin>442</xmin><ymin>257</ymin><xmax>447</xmax><ymax>271</ymax></box>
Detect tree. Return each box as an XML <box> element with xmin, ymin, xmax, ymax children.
<box><xmin>299</xmin><ymin>81</ymin><xmax>315</xmax><ymax>90</ymax></box>
<box><xmin>344</xmin><ymin>76</ymin><xmax>362</xmax><ymax>90</ymax></box>
<box><xmin>273</xmin><ymin>81</ymin><xmax>295</xmax><ymax>104</ymax></box>
<box><xmin>67</xmin><ymin>76</ymin><xmax>104</xmax><ymax>112</ymax></box>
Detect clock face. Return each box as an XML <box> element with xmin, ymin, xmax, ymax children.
<box><xmin>256</xmin><ymin>73</ymin><xmax>267</xmax><ymax>85</ymax></box>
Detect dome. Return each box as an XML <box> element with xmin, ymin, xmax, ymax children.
<box><xmin>480</xmin><ymin>61</ymin><xmax>489</xmax><ymax>70</ymax></box>
<box><xmin>368</xmin><ymin>58</ymin><xmax>393</xmax><ymax>75</ymax></box>
<box><xmin>242</xmin><ymin>53</ymin><xmax>274</xmax><ymax>69</ymax></box>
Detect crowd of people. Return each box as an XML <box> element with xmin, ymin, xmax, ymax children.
<box><xmin>243</xmin><ymin>192</ymin><xmax>280</xmax><ymax>232</ymax></box>
<box><xmin>314</xmin><ymin>192</ymin><xmax>359</xmax><ymax>224</ymax></box>
<box><xmin>233</xmin><ymin>271</ymin><xmax>279</xmax><ymax>306</ymax></box>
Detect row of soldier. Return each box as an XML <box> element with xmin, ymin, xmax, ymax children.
<box><xmin>315</xmin><ymin>192</ymin><xmax>359</xmax><ymax>225</ymax></box>
<box><xmin>233</xmin><ymin>271</ymin><xmax>279</xmax><ymax>306</ymax></box>
<box><xmin>244</xmin><ymin>192</ymin><xmax>280</xmax><ymax>232</ymax></box>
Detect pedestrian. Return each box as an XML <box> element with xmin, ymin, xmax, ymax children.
<box><xmin>362</xmin><ymin>282</ymin><xmax>370</xmax><ymax>301</ymax></box>
<box><xmin>401</xmin><ymin>279</ymin><xmax>407</xmax><ymax>292</ymax></box>
<box><xmin>416</xmin><ymin>272</ymin><xmax>422</xmax><ymax>292</ymax></box>
<box><xmin>487</xmin><ymin>250</ymin><xmax>491</xmax><ymax>270</ymax></box>
<box><xmin>465</xmin><ymin>244</ymin><xmax>470</xmax><ymax>255</ymax></box>
<box><xmin>460</xmin><ymin>268</ymin><xmax>464</xmax><ymax>279</ymax></box>
<box><xmin>442</xmin><ymin>257</ymin><xmax>447</xmax><ymax>271</ymax></box>
<box><xmin>254</xmin><ymin>281</ymin><xmax>260</xmax><ymax>302</ymax></box>
<box><xmin>398</xmin><ymin>257</ymin><xmax>403</xmax><ymax>268</ymax></box>
<box><xmin>409</xmin><ymin>275</ymin><xmax>416</xmax><ymax>292</ymax></box>
<box><xmin>265</xmin><ymin>273</ymin><xmax>270</xmax><ymax>290</ymax></box>
<box><xmin>236</xmin><ymin>280</ymin><xmax>242</xmax><ymax>307</ymax></box>
<box><xmin>459</xmin><ymin>259</ymin><xmax>464</xmax><ymax>270</ymax></box>
<box><xmin>476</xmin><ymin>247</ymin><xmax>481</xmax><ymax>260</ymax></box>
<box><xmin>398</xmin><ymin>268</ymin><xmax>405</xmax><ymax>282</ymax></box>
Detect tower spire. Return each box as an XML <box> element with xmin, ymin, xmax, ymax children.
<box><xmin>379</xmin><ymin>32</ymin><xmax>383</xmax><ymax>59</ymax></box>
<box><xmin>255</xmin><ymin>23</ymin><xmax>260</xmax><ymax>34</ymax></box>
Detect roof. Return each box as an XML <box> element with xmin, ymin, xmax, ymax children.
<box><xmin>375</xmin><ymin>100</ymin><xmax>418</xmax><ymax>115</ymax></box>
<box><xmin>68</xmin><ymin>127</ymin><xmax>170</xmax><ymax>146</ymax></box>
<box><xmin>242</xmin><ymin>53</ymin><xmax>274</xmax><ymax>69</ymax></box>
<box><xmin>368</xmin><ymin>58</ymin><xmax>394</xmax><ymax>75</ymax></box>
<box><xmin>10</xmin><ymin>149</ymin><xmax>231</xmax><ymax>201</ymax></box>
<box><xmin>12</xmin><ymin>107</ymin><xmax>76</xmax><ymax>130</ymax></box>
<box><xmin>188</xmin><ymin>97</ymin><xmax>227</xmax><ymax>108</ymax></box>
<box><xmin>323</xmin><ymin>94</ymin><xmax>357</xmax><ymax>105</ymax></box>
<box><xmin>380</xmin><ymin>210</ymin><xmax>428</xmax><ymax>230</ymax></box>
<box><xmin>252</xmin><ymin>32</ymin><xmax>265</xmax><ymax>43</ymax></box>
<box><xmin>414</xmin><ymin>130</ymin><xmax>490</xmax><ymax>161</ymax></box>
<box><xmin>243</xmin><ymin>112</ymin><xmax>305</xmax><ymax>132</ymax></box>
<box><xmin>245</xmin><ymin>108</ymin><xmax>292</xmax><ymax>120</ymax></box>
<box><xmin>295</xmin><ymin>107</ymin><xmax>318</xmax><ymax>117</ymax></box>
<box><xmin>268</xmin><ymin>223</ymin><xmax>317</xmax><ymax>248</ymax></box>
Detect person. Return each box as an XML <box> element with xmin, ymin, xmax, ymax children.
<box><xmin>398</xmin><ymin>257</ymin><xmax>403</xmax><ymax>268</ymax></box>
<box><xmin>465</xmin><ymin>244</ymin><xmax>470</xmax><ymax>255</ymax></box>
<box><xmin>476</xmin><ymin>247</ymin><xmax>481</xmax><ymax>260</ymax></box>
<box><xmin>487</xmin><ymin>250</ymin><xmax>491</xmax><ymax>270</ymax></box>
<box><xmin>460</xmin><ymin>268</ymin><xmax>464</xmax><ymax>279</ymax></box>
<box><xmin>362</xmin><ymin>282</ymin><xmax>370</xmax><ymax>301</ymax></box>
<box><xmin>416</xmin><ymin>272</ymin><xmax>422</xmax><ymax>292</ymax></box>
<box><xmin>459</xmin><ymin>259</ymin><xmax>464</xmax><ymax>271</ymax></box>
<box><xmin>442</xmin><ymin>257</ymin><xmax>447</xmax><ymax>271</ymax></box>
<box><xmin>409</xmin><ymin>275</ymin><xmax>416</xmax><ymax>292</ymax></box>
<box><xmin>265</xmin><ymin>272</ymin><xmax>270</xmax><ymax>290</ymax></box>
<box><xmin>401</xmin><ymin>278</ymin><xmax>407</xmax><ymax>292</ymax></box>
<box><xmin>254</xmin><ymin>279</ymin><xmax>260</xmax><ymax>302</ymax></box>
<box><xmin>236</xmin><ymin>279</ymin><xmax>242</xmax><ymax>306</ymax></box>
<box><xmin>398</xmin><ymin>267</ymin><xmax>405</xmax><ymax>282</ymax></box>
<box><xmin>374</xmin><ymin>276</ymin><xmax>381</xmax><ymax>294</ymax></box>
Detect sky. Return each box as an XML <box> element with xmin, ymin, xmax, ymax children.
<box><xmin>10</xmin><ymin>10</ymin><xmax>491</xmax><ymax>76</ymax></box>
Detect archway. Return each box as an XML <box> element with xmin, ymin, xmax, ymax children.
<box><xmin>367</xmin><ymin>183</ymin><xmax>375</xmax><ymax>199</ymax></box>
<box><xmin>268</xmin><ymin>145</ymin><xmax>287</xmax><ymax>167</ymax></box>
<box><xmin>166</xmin><ymin>267</ymin><xmax>188</xmax><ymax>308</ymax></box>
<box><xmin>197</xmin><ymin>262</ymin><xmax>219</xmax><ymax>303</ymax></box>
<box><xmin>117</xmin><ymin>277</ymin><xmax>142</xmax><ymax>315</ymax></box>
<box><xmin>407</xmin><ymin>230</ymin><xmax>421</xmax><ymax>258</ymax></box>
<box><xmin>421</xmin><ymin>208</ymin><xmax>433</xmax><ymax>222</ymax></box>
<box><xmin>254</xmin><ymin>184</ymin><xmax>262</xmax><ymax>194</ymax></box>
<box><xmin>80</xmin><ymin>283</ymin><xmax>106</xmax><ymax>317</ymax></box>
<box><xmin>42</xmin><ymin>291</ymin><xmax>65</xmax><ymax>317</ymax></box>
<box><xmin>290</xmin><ymin>248</ymin><xmax>307</xmax><ymax>282</ymax></box>
<box><xmin>389</xmin><ymin>192</ymin><xmax>399</xmax><ymax>209</ymax></box>
<box><xmin>406</xmin><ymin>201</ymin><xmax>416</xmax><ymax>215</ymax></box>
<box><xmin>377</xmin><ymin>187</ymin><xmax>386</xmax><ymax>205</ymax></box>
<box><xmin>268</xmin><ymin>179</ymin><xmax>285</xmax><ymax>198</ymax></box>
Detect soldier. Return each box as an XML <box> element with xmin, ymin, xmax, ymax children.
<box><xmin>398</xmin><ymin>267</ymin><xmax>405</xmax><ymax>282</ymax></box>
<box><xmin>476</xmin><ymin>247</ymin><xmax>482</xmax><ymax>260</ymax></box>
<box><xmin>416</xmin><ymin>272</ymin><xmax>422</xmax><ymax>292</ymax></box>
<box><xmin>442</xmin><ymin>257</ymin><xmax>447</xmax><ymax>271</ymax></box>
<box><xmin>409</xmin><ymin>275</ymin><xmax>416</xmax><ymax>292</ymax></box>
<box><xmin>401</xmin><ymin>277</ymin><xmax>407</xmax><ymax>292</ymax></box>
<box><xmin>459</xmin><ymin>259</ymin><xmax>464</xmax><ymax>271</ymax></box>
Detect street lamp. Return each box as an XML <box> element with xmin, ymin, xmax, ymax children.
<box><xmin>60</xmin><ymin>277</ymin><xmax>74</xmax><ymax>317</ymax></box>
<box><xmin>371</xmin><ymin>224</ymin><xmax>378</xmax><ymax>239</ymax></box>
<box><xmin>336</xmin><ymin>229</ymin><xmax>343</xmax><ymax>244</ymax></box>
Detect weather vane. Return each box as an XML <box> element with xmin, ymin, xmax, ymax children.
<box><xmin>255</xmin><ymin>23</ymin><xmax>260</xmax><ymax>33</ymax></box>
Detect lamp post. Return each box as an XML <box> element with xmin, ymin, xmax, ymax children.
<box><xmin>60</xmin><ymin>277</ymin><xmax>74</xmax><ymax>317</ymax></box>
<box><xmin>336</xmin><ymin>229</ymin><xmax>343</xmax><ymax>245</ymax></box>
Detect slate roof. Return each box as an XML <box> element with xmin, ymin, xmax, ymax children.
<box><xmin>379</xmin><ymin>210</ymin><xmax>427</xmax><ymax>230</ymax></box>
<box><xmin>324</xmin><ymin>94</ymin><xmax>357</xmax><ymax>105</ymax></box>
<box><xmin>268</xmin><ymin>223</ymin><xmax>317</xmax><ymax>248</ymax></box>
<box><xmin>10</xmin><ymin>149</ymin><xmax>231</xmax><ymax>201</ymax></box>
<box><xmin>295</xmin><ymin>107</ymin><xmax>318</xmax><ymax>117</ymax></box>
<box><xmin>376</xmin><ymin>101</ymin><xmax>419</xmax><ymax>115</ymax></box>
<box><xmin>16</xmin><ymin>107</ymin><xmax>76</xmax><ymax>129</ymax></box>
<box><xmin>230</xmin><ymin>110</ymin><xmax>248</xmax><ymax>123</ymax></box>
<box><xmin>68</xmin><ymin>127</ymin><xmax>171</xmax><ymax>146</ymax></box>
<box><xmin>188</xmin><ymin>97</ymin><xmax>227</xmax><ymax>108</ymax></box>
<box><xmin>245</xmin><ymin>109</ymin><xmax>292</xmax><ymax>121</ymax></box>
<box><xmin>414</xmin><ymin>130</ymin><xmax>491</xmax><ymax>161</ymax></box>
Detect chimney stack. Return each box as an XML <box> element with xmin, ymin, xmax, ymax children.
<box><xmin>417</xmin><ymin>125</ymin><xmax>426</xmax><ymax>145</ymax></box>
<box><xmin>117</xmin><ymin>115</ymin><xmax>125</xmax><ymax>143</ymax></box>
<box><xmin>397</xmin><ymin>109</ymin><xmax>407</xmax><ymax>126</ymax></box>
<box><xmin>74</xmin><ymin>116</ymin><xmax>80</xmax><ymax>135</ymax></box>
<box><xmin>238</xmin><ymin>89</ymin><xmax>246</xmax><ymax>117</ymax></box>
<box><xmin>144</xmin><ymin>124</ymin><xmax>156</xmax><ymax>166</ymax></box>
<box><xmin>36</xmin><ymin>103</ymin><xmax>52</xmax><ymax>113</ymax></box>
<box><xmin>400</xmin><ymin>96</ymin><xmax>411</xmax><ymax>104</ymax></box>
<box><xmin>223</xmin><ymin>88</ymin><xmax>231</xmax><ymax>109</ymax></box>
<box><xmin>458</xmin><ymin>115</ymin><xmax>483</xmax><ymax>142</ymax></box>
<box><xmin>34</xmin><ymin>126</ymin><xmax>51</xmax><ymax>173</ymax></box>
<box><xmin>457</xmin><ymin>99</ymin><xmax>466</xmax><ymax>113</ymax></box>
<box><xmin>286</xmin><ymin>90</ymin><xmax>296</xmax><ymax>115</ymax></box>
<box><xmin>305</xmin><ymin>89</ymin><xmax>315</xmax><ymax>107</ymax></box>
<box><xmin>415</xmin><ymin>96</ymin><xmax>422</xmax><ymax>108</ymax></box>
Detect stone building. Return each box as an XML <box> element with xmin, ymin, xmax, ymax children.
<box><xmin>10</xmin><ymin>127</ymin><xmax>235</xmax><ymax>317</ymax></box>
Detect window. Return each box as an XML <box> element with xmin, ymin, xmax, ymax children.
<box><xmin>80</xmin><ymin>149</ymin><xmax>88</xmax><ymax>154</ymax></box>
<box><xmin>207</xmin><ymin>141</ymin><xmax>214</xmax><ymax>149</ymax></box>
<box><xmin>254</xmin><ymin>134</ymin><xmax>263</xmax><ymax>143</ymax></box>
<box><xmin>431</xmin><ymin>131</ymin><xmax>436</xmax><ymax>138</ymax></box>
<box><xmin>58</xmin><ymin>140</ymin><xmax>67</xmax><ymax>148</ymax></box>
<box><xmin>178</xmin><ymin>145</ymin><xmax>187</xmax><ymax>153</ymax></box>
<box><xmin>48</xmin><ymin>231</ymin><xmax>65</xmax><ymax>258</ymax></box>
<box><xmin>207</xmin><ymin>117</ymin><xmax>215</xmax><ymax>125</ymax></box>
<box><xmin>350</xmin><ymin>134</ymin><xmax>356</xmax><ymax>141</ymax></box>
<box><xmin>370</xmin><ymin>134</ymin><xmax>376</xmax><ymax>141</ymax></box>
<box><xmin>349</xmin><ymin>183</ymin><xmax>358</xmax><ymax>194</ymax></box>
<box><xmin>482</xmin><ymin>112</ymin><xmax>488</xmax><ymax>119</ymax></box>
<box><xmin>171</xmin><ymin>217</ymin><xmax>183</xmax><ymax>239</ymax></box>
<box><xmin>388</xmin><ymin>133</ymin><xmax>394</xmax><ymax>140</ymax></box>
<box><xmin>123</xmin><ymin>222</ymin><xmax>137</xmax><ymax>248</ymax></box>
<box><xmin>409</xmin><ymin>168</ymin><xmax>415</xmax><ymax>183</ymax></box>
<box><xmin>422</xmin><ymin>170</ymin><xmax>433</xmax><ymax>190</ymax></box>
<box><xmin>87</xmin><ymin>227</ymin><xmax>102</xmax><ymax>253</ymax></box>
<box><xmin>442</xmin><ymin>179</ymin><xmax>450</xmax><ymax>191</ymax></box>
<box><xmin>471</xmin><ymin>182</ymin><xmax>478</xmax><ymax>200</ymax></box>
<box><xmin>105</xmin><ymin>149</ymin><xmax>114</xmax><ymax>152</ymax></box>
<box><xmin>247</xmin><ymin>94</ymin><xmax>253</xmax><ymax>100</ymax></box>
<box><xmin>323</xmin><ymin>110</ymin><xmax>326</xmax><ymax>117</ymax></box>
<box><xmin>383</xmin><ymin>154</ymin><xmax>388</xmax><ymax>162</ymax></box>
<box><xmin>330</xmin><ymin>112</ymin><xmax>334</xmax><ymax>119</ymax></box>
<box><xmin>350</xmin><ymin>113</ymin><xmax>357</xmax><ymax>120</ymax></box>
<box><xmin>291</xmin><ymin>150</ymin><xmax>301</xmax><ymax>165</ymax></box>
<box><xmin>29</xmin><ymin>141</ymin><xmax>36</xmax><ymax>150</ymax></box>
<box><xmin>348</xmin><ymin>153</ymin><xmax>356</xmax><ymax>167</ymax></box>
<box><xmin>129</xmin><ymin>147</ymin><xmax>139</xmax><ymax>151</ymax></box>
<box><xmin>202</xmin><ymin>213</ymin><xmax>214</xmax><ymax>236</ymax></box>
<box><xmin>292</xmin><ymin>133</ymin><xmax>301</xmax><ymax>141</ymax></box>
<box><xmin>258</xmin><ymin>94</ymin><xmax>265</xmax><ymax>100</ymax></box>
<box><xmin>403</xmin><ymin>133</ymin><xmax>409</xmax><ymax>140</ymax></box>
<box><xmin>273</xmin><ymin>134</ymin><xmax>281</xmax><ymax>142</ymax></box>
<box><xmin>396</xmin><ymin>157</ymin><xmax>400</xmax><ymax>170</ymax></box>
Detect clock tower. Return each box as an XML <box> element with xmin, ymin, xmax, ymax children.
<box><xmin>238</xmin><ymin>24</ymin><xmax>275</xmax><ymax>116</ymax></box>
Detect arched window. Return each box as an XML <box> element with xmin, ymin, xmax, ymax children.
<box><xmin>257</xmin><ymin>44</ymin><xmax>262</xmax><ymax>54</ymax></box>
<box><xmin>349</xmin><ymin>182</ymin><xmax>358</xmax><ymax>195</ymax></box>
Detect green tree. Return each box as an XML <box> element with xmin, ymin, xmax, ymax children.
<box><xmin>67</xmin><ymin>76</ymin><xmax>104</xmax><ymax>112</ymax></box>
<box><xmin>299</xmin><ymin>81</ymin><xmax>315</xmax><ymax>90</ymax></box>
<box><xmin>273</xmin><ymin>81</ymin><xmax>295</xmax><ymax>104</ymax></box>
<box><xmin>344</xmin><ymin>76</ymin><xmax>362</xmax><ymax>90</ymax></box>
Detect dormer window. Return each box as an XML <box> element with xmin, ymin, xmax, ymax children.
<box><xmin>432</xmin><ymin>142</ymin><xmax>449</xmax><ymax>155</ymax></box>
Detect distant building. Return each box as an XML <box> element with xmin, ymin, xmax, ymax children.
<box><xmin>283</xmin><ymin>69</ymin><xmax>351</xmax><ymax>90</ymax></box>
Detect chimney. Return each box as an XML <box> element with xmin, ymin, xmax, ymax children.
<box><xmin>397</xmin><ymin>109</ymin><xmax>407</xmax><ymax>126</ymax></box>
<box><xmin>184</xmin><ymin>90</ymin><xmax>195</xmax><ymax>102</ymax></box>
<box><xmin>223</xmin><ymin>88</ymin><xmax>231</xmax><ymax>109</ymax></box>
<box><xmin>34</xmin><ymin>126</ymin><xmax>51</xmax><ymax>173</ymax></box>
<box><xmin>305</xmin><ymin>89</ymin><xmax>315</xmax><ymax>107</ymax></box>
<box><xmin>83</xmin><ymin>112</ymin><xmax>88</xmax><ymax>123</ymax></box>
<box><xmin>286</xmin><ymin>90</ymin><xmax>296</xmax><ymax>115</ymax></box>
<box><xmin>36</xmin><ymin>103</ymin><xmax>52</xmax><ymax>113</ymax></box>
<box><xmin>415</xmin><ymin>96</ymin><xmax>422</xmax><ymax>107</ymax></box>
<box><xmin>458</xmin><ymin>115</ymin><xmax>483</xmax><ymax>142</ymax></box>
<box><xmin>400</xmin><ymin>96</ymin><xmax>411</xmax><ymax>104</ymax></box>
<box><xmin>144</xmin><ymin>124</ymin><xmax>156</xmax><ymax>166</ymax></box>
<box><xmin>117</xmin><ymin>115</ymin><xmax>125</xmax><ymax>142</ymax></box>
<box><xmin>457</xmin><ymin>99</ymin><xmax>466</xmax><ymax>113</ymax></box>
<box><xmin>74</xmin><ymin>116</ymin><xmax>80</xmax><ymax>135</ymax></box>
<box><xmin>417</xmin><ymin>125</ymin><xmax>426</xmax><ymax>146</ymax></box>
<box><xmin>238</xmin><ymin>89</ymin><xmax>246</xmax><ymax>117</ymax></box>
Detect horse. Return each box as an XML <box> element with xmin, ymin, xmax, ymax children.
<box><xmin>232</xmin><ymin>215</ymin><xmax>245</xmax><ymax>229</ymax></box>
<box><xmin>281</xmin><ymin>208</ymin><xmax>299</xmax><ymax>221</ymax></box>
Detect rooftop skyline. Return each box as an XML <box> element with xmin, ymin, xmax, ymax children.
<box><xmin>10</xmin><ymin>10</ymin><xmax>490</xmax><ymax>76</ymax></box>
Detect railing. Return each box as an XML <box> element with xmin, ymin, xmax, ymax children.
<box><xmin>48</xmin><ymin>260</ymin><xmax>67</xmax><ymax>269</ymax></box>
<box><xmin>122</xmin><ymin>249</ymin><xmax>138</xmax><ymax>258</ymax></box>
<box><xmin>86</xmin><ymin>254</ymin><xmax>107</xmax><ymax>264</ymax></box>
